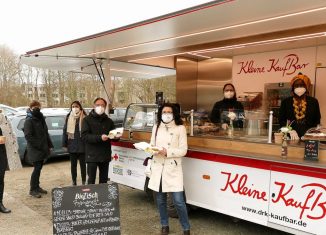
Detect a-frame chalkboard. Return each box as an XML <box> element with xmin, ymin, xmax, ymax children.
<box><xmin>52</xmin><ymin>182</ymin><xmax>120</xmax><ymax>235</ymax></box>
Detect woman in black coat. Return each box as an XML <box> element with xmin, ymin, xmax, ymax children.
<box><xmin>279</xmin><ymin>73</ymin><xmax>321</xmax><ymax>139</ymax></box>
<box><xmin>62</xmin><ymin>101</ymin><xmax>87</xmax><ymax>186</ymax></box>
<box><xmin>23</xmin><ymin>100</ymin><xmax>53</xmax><ymax>198</ymax></box>
<box><xmin>210</xmin><ymin>83</ymin><xmax>244</xmax><ymax>129</ymax></box>
<box><xmin>0</xmin><ymin>127</ymin><xmax>11</xmax><ymax>213</ymax></box>
<box><xmin>81</xmin><ymin>98</ymin><xmax>115</xmax><ymax>184</ymax></box>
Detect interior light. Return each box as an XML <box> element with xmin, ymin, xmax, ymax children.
<box><xmin>110</xmin><ymin>68</ymin><xmax>167</xmax><ymax>77</ymax></box>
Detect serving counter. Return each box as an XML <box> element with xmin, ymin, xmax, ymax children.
<box><xmin>110</xmin><ymin>103</ymin><xmax>325</xmax><ymax>235</ymax></box>
<box><xmin>124</xmin><ymin>129</ymin><xmax>326</xmax><ymax>168</ymax></box>
<box><xmin>112</xmin><ymin>128</ymin><xmax>326</xmax><ymax>235</ymax></box>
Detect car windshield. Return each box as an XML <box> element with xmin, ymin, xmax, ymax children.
<box><xmin>17</xmin><ymin>115</ymin><xmax>66</xmax><ymax>131</ymax></box>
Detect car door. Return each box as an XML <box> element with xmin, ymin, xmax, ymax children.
<box><xmin>44</xmin><ymin>115</ymin><xmax>67</xmax><ymax>156</ymax></box>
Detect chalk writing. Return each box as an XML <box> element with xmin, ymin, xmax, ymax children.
<box><xmin>52</xmin><ymin>183</ymin><xmax>120</xmax><ymax>235</ymax></box>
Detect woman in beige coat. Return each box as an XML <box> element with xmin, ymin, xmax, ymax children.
<box><xmin>148</xmin><ymin>103</ymin><xmax>190</xmax><ymax>235</ymax></box>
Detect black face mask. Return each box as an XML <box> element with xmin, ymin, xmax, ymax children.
<box><xmin>32</xmin><ymin>107</ymin><xmax>43</xmax><ymax>119</ymax></box>
<box><xmin>32</xmin><ymin>107</ymin><xmax>40</xmax><ymax>113</ymax></box>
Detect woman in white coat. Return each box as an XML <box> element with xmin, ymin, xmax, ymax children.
<box><xmin>148</xmin><ymin>103</ymin><xmax>190</xmax><ymax>235</ymax></box>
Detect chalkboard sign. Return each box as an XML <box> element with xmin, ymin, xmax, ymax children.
<box><xmin>304</xmin><ymin>140</ymin><xmax>319</xmax><ymax>161</ymax></box>
<box><xmin>52</xmin><ymin>183</ymin><xmax>120</xmax><ymax>235</ymax></box>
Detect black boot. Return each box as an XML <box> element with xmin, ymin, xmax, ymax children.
<box><xmin>183</xmin><ymin>230</ymin><xmax>190</xmax><ymax>235</ymax></box>
<box><xmin>161</xmin><ymin>226</ymin><xmax>169</xmax><ymax>235</ymax></box>
<box><xmin>0</xmin><ymin>202</ymin><xmax>11</xmax><ymax>213</ymax></box>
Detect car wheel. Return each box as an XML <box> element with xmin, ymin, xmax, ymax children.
<box><xmin>23</xmin><ymin>151</ymin><xmax>33</xmax><ymax>166</ymax></box>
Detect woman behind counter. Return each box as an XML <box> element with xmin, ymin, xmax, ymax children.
<box><xmin>210</xmin><ymin>83</ymin><xmax>244</xmax><ymax>129</ymax></box>
<box><xmin>279</xmin><ymin>73</ymin><xmax>321</xmax><ymax>139</ymax></box>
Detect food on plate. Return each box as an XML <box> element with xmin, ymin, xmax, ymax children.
<box><xmin>133</xmin><ymin>142</ymin><xmax>162</xmax><ymax>153</ymax></box>
<box><xmin>303</xmin><ymin>126</ymin><xmax>326</xmax><ymax>140</ymax></box>
<box><xmin>108</xmin><ymin>128</ymin><xmax>123</xmax><ymax>139</ymax></box>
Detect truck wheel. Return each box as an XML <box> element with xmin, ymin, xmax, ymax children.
<box><xmin>144</xmin><ymin>177</ymin><xmax>154</xmax><ymax>201</ymax></box>
<box><xmin>167</xmin><ymin>192</ymin><xmax>179</xmax><ymax>218</ymax></box>
<box><xmin>167</xmin><ymin>192</ymin><xmax>190</xmax><ymax>218</ymax></box>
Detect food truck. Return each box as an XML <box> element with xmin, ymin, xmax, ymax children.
<box><xmin>21</xmin><ymin>1</ymin><xmax>326</xmax><ymax>234</ymax></box>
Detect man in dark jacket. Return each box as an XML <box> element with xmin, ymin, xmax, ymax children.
<box><xmin>81</xmin><ymin>98</ymin><xmax>115</xmax><ymax>184</ymax></box>
<box><xmin>24</xmin><ymin>100</ymin><xmax>53</xmax><ymax>198</ymax></box>
<box><xmin>0</xmin><ymin>127</ymin><xmax>11</xmax><ymax>213</ymax></box>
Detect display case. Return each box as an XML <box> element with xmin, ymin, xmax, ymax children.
<box><xmin>123</xmin><ymin>103</ymin><xmax>271</xmax><ymax>142</ymax></box>
<box><xmin>123</xmin><ymin>103</ymin><xmax>158</xmax><ymax>132</ymax></box>
<box><xmin>264</xmin><ymin>82</ymin><xmax>291</xmax><ymax>132</ymax></box>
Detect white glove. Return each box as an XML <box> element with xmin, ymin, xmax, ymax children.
<box><xmin>221</xmin><ymin>123</ymin><xmax>228</xmax><ymax>130</ymax></box>
<box><xmin>288</xmin><ymin>130</ymin><xmax>299</xmax><ymax>140</ymax></box>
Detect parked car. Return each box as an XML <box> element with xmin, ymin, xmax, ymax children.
<box><xmin>84</xmin><ymin>107</ymin><xmax>126</xmax><ymax>128</ymax></box>
<box><xmin>10</xmin><ymin>110</ymin><xmax>69</xmax><ymax>164</ymax></box>
<box><xmin>15</xmin><ymin>106</ymin><xmax>29</xmax><ymax>112</ymax></box>
<box><xmin>0</xmin><ymin>104</ymin><xmax>18</xmax><ymax>117</ymax></box>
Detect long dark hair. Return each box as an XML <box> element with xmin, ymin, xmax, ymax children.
<box><xmin>69</xmin><ymin>100</ymin><xmax>86</xmax><ymax>115</ymax></box>
<box><xmin>156</xmin><ymin>103</ymin><xmax>183</xmax><ymax>128</ymax></box>
<box><xmin>223</xmin><ymin>83</ymin><xmax>237</xmax><ymax>101</ymax></box>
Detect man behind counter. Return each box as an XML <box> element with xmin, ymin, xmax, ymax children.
<box><xmin>210</xmin><ymin>83</ymin><xmax>244</xmax><ymax>129</ymax></box>
<box><xmin>279</xmin><ymin>73</ymin><xmax>321</xmax><ymax>139</ymax></box>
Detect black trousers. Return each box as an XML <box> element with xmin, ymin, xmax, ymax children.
<box><xmin>87</xmin><ymin>161</ymin><xmax>109</xmax><ymax>184</ymax></box>
<box><xmin>70</xmin><ymin>153</ymin><xmax>86</xmax><ymax>183</ymax></box>
<box><xmin>30</xmin><ymin>160</ymin><xmax>43</xmax><ymax>191</ymax></box>
<box><xmin>0</xmin><ymin>166</ymin><xmax>5</xmax><ymax>202</ymax></box>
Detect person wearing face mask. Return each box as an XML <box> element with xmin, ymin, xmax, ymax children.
<box><xmin>81</xmin><ymin>97</ymin><xmax>116</xmax><ymax>184</ymax></box>
<box><xmin>210</xmin><ymin>83</ymin><xmax>244</xmax><ymax>130</ymax></box>
<box><xmin>23</xmin><ymin>100</ymin><xmax>53</xmax><ymax>198</ymax></box>
<box><xmin>0</xmin><ymin>126</ymin><xmax>10</xmax><ymax>213</ymax></box>
<box><xmin>279</xmin><ymin>73</ymin><xmax>321</xmax><ymax>139</ymax></box>
<box><xmin>148</xmin><ymin>103</ymin><xmax>190</xmax><ymax>235</ymax></box>
<box><xmin>62</xmin><ymin>101</ymin><xmax>87</xmax><ymax>186</ymax></box>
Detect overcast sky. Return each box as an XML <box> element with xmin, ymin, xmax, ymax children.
<box><xmin>0</xmin><ymin>0</ymin><xmax>211</xmax><ymax>55</ymax></box>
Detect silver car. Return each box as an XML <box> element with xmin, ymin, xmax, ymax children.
<box><xmin>10</xmin><ymin>110</ymin><xmax>69</xmax><ymax>164</ymax></box>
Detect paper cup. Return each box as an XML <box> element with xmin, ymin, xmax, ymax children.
<box><xmin>274</xmin><ymin>132</ymin><xmax>283</xmax><ymax>144</ymax></box>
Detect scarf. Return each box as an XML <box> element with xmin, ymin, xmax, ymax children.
<box><xmin>67</xmin><ymin>111</ymin><xmax>85</xmax><ymax>139</ymax></box>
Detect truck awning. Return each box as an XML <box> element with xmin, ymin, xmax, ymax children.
<box><xmin>21</xmin><ymin>0</ymin><xmax>326</xmax><ymax>70</ymax></box>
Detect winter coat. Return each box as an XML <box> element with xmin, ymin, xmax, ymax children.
<box><xmin>279</xmin><ymin>96</ymin><xmax>321</xmax><ymax>137</ymax></box>
<box><xmin>0</xmin><ymin>128</ymin><xmax>8</xmax><ymax>172</ymax></box>
<box><xmin>210</xmin><ymin>98</ymin><xmax>244</xmax><ymax>128</ymax></box>
<box><xmin>81</xmin><ymin>110</ymin><xmax>115</xmax><ymax>163</ymax></box>
<box><xmin>0</xmin><ymin>113</ymin><xmax>21</xmax><ymax>170</ymax></box>
<box><xmin>62</xmin><ymin>114</ymin><xmax>85</xmax><ymax>153</ymax></box>
<box><xmin>148</xmin><ymin>121</ymin><xmax>188</xmax><ymax>192</ymax></box>
<box><xmin>23</xmin><ymin>111</ymin><xmax>53</xmax><ymax>163</ymax></box>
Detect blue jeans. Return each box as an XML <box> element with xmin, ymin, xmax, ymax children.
<box><xmin>156</xmin><ymin>191</ymin><xmax>190</xmax><ymax>231</ymax></box>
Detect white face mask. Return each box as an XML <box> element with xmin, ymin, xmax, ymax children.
<box><xmin>224</xmin><ymin>91</ymin><xmax>235</xmax><ymax>99</ymax></box>
<box><xmin>95</xmin><ymin>106</ymin><xmax>105</xmax><ymax>115</ymax></box>
<box><xmin>294</xmin><ymin>87</ymin><xmax>306</xmax><ymax>97</ymax></box>
<box><xmin>162</xmin><ymin>113</ymin><xmax>173</xmax><ymax>123</ymax></box>
<box><xmin>72</xmin><ymin>107</ymin><xmax>80</xmax><ymax>114</ymax></box>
